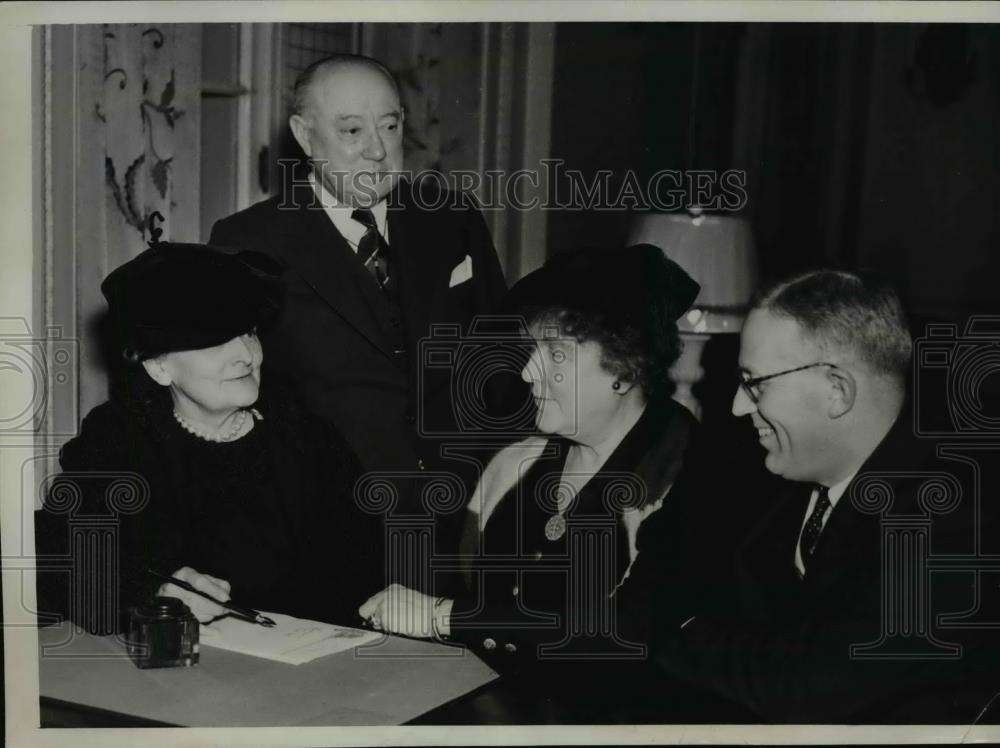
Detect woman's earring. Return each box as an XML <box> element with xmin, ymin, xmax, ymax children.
<box><xmin>612</xmin><ymin>380</ymin><xmax>622</xmax><ymax>392</ymax></box>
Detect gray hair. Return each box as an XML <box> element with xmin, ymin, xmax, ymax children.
<box><xmin>290</xmin><ymin>53</ymin><xmax>400</xmax><ymax>118</ymax></box>
<box><xmin>754</xmin><ymin>269</ymin><xmax>912</xmax><ymax>380</ymax></box>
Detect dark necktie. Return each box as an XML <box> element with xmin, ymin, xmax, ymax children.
<box><xmin>351</xmin><ymin>208</ymin><xmax>391</xmax><ymax>293</ymax></box>
<box><xmin>799</xmin><ymin>485</ymin><xmax>832</xmax><ymax>562</ymax></box>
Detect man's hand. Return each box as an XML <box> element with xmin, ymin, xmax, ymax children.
<box><xmin>157</xmin><ymin>566</ymin><xmax>232</xmax><ymax>623</ymax></box>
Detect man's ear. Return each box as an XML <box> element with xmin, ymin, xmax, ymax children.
<box><xmin>141</xmin><ymin>356</ymin><xmax>173</xmax><ymax>388</ymax></box>
<box><xmin>288</xmin><ymin>114</ymin><xmax>313</xmax><ymax>158</ymax></box>
<box><xmin>827</xmin><ymin>366</ymin><xmax>856</xmax><ymax>418</ymax></box>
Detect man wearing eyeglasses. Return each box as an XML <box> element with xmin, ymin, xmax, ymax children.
<box><xmin>731</xmin><ymin>287</ymin><xmax>909</xmax><ymax>580</ymax></box>
<box><xmin>634</xmin><ymin>269</ymin><xmax>996</xmax><ymax>723</ymax></box>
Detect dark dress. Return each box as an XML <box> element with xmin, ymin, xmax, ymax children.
<box><xmin>35</xmin><ymin>381</ymin><xmax>383</xmax><ymax>634</ymax></box>
<box><xmin>448</xmin><ymin>400</ymin><xmax>695</xmax><ymax>689</ymax></box>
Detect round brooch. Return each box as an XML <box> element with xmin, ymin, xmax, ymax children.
<box><xmin>544</xmin><ymin>513</ymin><xmax>567</xmax><ymax>541</ymax></box>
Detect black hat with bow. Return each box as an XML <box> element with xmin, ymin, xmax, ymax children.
<box><xmin>101</xmin><ymin>235</ymin><xmax>285</xmax><ymax>362</ymax></box>
<box><xmin>505</xmin><ymin>243</ymin><xmax>701</xmax><ymax>328</ymax></box>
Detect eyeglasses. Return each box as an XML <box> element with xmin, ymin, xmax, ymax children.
<box><xmin>737</xmin><ymin>362</ymin><xmax>837</xmax><ymax>404</ymax></box>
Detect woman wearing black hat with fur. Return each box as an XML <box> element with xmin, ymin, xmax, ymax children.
<box><xmin>35</xmin><ymin>242</ymin><xmax>382</xmax><ymax>633</ymax></box>
<box><xmin>359</xmin><ymin>244</ymin><xmax>700</xmax><ymax>686</ymax></box>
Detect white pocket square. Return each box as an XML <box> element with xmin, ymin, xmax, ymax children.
<box><xmin>449</xmin><ymin>255</ymin><xmax>473</xmax><ymax>288</ymax></box>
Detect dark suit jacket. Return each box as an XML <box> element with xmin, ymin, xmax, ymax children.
<box><xmin>209</xmin><ymin>180</ymin><xmax>509</xmax><ymax>511</ymax></box>
<box><xmin>645</xmin><ymin>408</ymin><xmax>998</xmax><ymax>723</ymax></box>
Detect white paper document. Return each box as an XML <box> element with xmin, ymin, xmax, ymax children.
<box><xmin>199</xmin><ymin>612</ymin><xmax>382</xmax><ymax>665</ymax></box>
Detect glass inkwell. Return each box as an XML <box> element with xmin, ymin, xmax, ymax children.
<box><xmin>127</xmin><ymin>596</ymin><xmax>200</xmax><ymax>669</ymax></box>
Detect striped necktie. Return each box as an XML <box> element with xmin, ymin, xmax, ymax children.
<box><xmin>351</xmin><ymin>208</ymin><xmax>391</xmax><ymax>293</ymax></box>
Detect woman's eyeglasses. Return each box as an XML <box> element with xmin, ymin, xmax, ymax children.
<box><xmin>737</xmin><ymin>362</ymin><xmax>837</xmax><ymax>404</ymax></box>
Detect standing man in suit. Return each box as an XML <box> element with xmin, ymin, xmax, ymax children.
<box><xmin>210</xmin><ymin>55</ymin><xmax>509</xmax><ymax>541</ymax></box>
<box><xmin>638</xmin><ymin>269</ymin><xmax>995</xmax><ymax>722</ymax></box>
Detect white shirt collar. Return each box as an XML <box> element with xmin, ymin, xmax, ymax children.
<box><xmin>825</xmin><ymin>471</ymin><xmax>856</xmax><ymax>509</ymax></box>
<box><xmin>308</xmin><ymin>173</ymin><xmax>389</xmax><ymax>252</ymax></box>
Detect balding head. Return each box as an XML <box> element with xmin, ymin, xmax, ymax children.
<box><xmin>288</xmin><ymin>54</ymin><xmax>405</xmax><ymax>207</ymax></box>
<box><xmin>291</xmin><ymin>54</ymin><xmax>400</xmax><ymax>119</ymax></box>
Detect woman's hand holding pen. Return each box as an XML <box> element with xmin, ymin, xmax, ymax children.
<box><xmin>158</xmin><ymin>566</ymin><xmax>232</xmax><ymax>623</ymax></box>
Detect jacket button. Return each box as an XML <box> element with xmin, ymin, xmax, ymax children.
<box><xmin>533</xmin><ymin>551</ymin><xmax>543</xmax><ymax>561</ymax></box>
<box><xmin>404</xmin><ymin>414</ymin><xmax>416</xmax><ymax>424</ymax></box>
<box><xmin>504</xmin><ymin>642</ymin><xmax>517</xmax><ymax>653</ymax></box>
<box><xmin>483</xmin><ymin>637</ymin><xmax>497</xmax><ymax>650</ymax></box>
<box><xmin>511</xmin><ymin>585</ymin><xmax>519</xmax><ymax>596</ymax></box>
<box><xmin>417</xmin><ymin>459</ymin><xmax>426</xmax><ymax>471</ymax></box>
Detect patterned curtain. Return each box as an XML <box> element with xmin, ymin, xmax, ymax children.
<box><xmin>42</xmin><ymin>24</ymin><xmax>201</xmax><ymax>428</ymax></box>
<box><xmin>85</xmin><ymin>24</ymin><xmax>201</xmax><ymax>262</ymax></box>
<box><xmin>361</xmin><ymin>23</ymin><xmax>554</xmax><ymax>278</ymax></box>
<box><xmin>365</xmin><ymin>23</ymin><xmax>447</xmax><ymax>174</ymax></box>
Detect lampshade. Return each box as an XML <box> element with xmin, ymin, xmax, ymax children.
<box><xmin>629</xmin><ymin>211</ymin><xmax>758</xmax><ymax>333</ymax></box>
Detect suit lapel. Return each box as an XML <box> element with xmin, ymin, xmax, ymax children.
<box><xmin>272</xmin><ymin>199</ymin><xmax>393</xmax><ymax>357</ymax></box>
<box><xmin>804</xmin><ymin>415</ymin><xmax>925</xmax><ymax>586</ymax></box>
<box><xmin>387</xmin><ymin>187</ymin><xmax>441</xmax><ymax>346</ymax></box>
<box><xmin>267</xmin><ymin>182</ymin><xmax>467</xmax><ymax>360</ymax></box>
<box><xmin>737</xmin><ymin>485</ymin><xmax>811</xmax><ymax>618</ymax></box>
<box><xmin>805</xmin><ymin>486</ymin><xmax>862</xmax><ymax>580</ymax></box>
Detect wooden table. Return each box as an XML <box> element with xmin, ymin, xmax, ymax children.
<box><xmin>38</xmin><ymin>623</ymin><xmax>497</xmax><ymax>727</ymax></box>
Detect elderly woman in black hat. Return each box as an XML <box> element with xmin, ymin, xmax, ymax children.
<box><xmin>36</xmin><ymin>242</ymin><xmax>381</xmax><ymax>633</ymax></box>
<box><xmin>359</xmin><ymin>244</ymin><xmax>699</xmax><ymax>669</ymax></box>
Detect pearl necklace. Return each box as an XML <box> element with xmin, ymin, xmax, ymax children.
<box><xmin>173</xmin><ymin>408</ymin><xmax>259</xmax><ymax>443</ymax></box>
